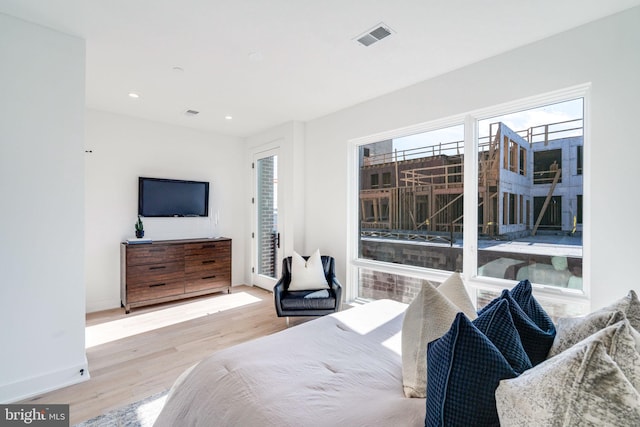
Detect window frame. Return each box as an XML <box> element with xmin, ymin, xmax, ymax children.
<box><xmin>347</xmin><ymin>84</ymin><xmax>590</xmax><ymax>307</ymax></box>
<box><xmin>370</xmin><ymin>173</ymin><xmax>379</xmax><ymax>189</ymax></box>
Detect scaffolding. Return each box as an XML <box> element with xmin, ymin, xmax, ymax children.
<box><xmin>359</xmin><ymin>119</ymin><xmax>583</xmax><ymax>239</ymax></box>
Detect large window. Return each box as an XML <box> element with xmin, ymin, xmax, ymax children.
<box><xmin>358</xmin><ymin>125</ymin><xmax>465</xmax><ymax>292</ymax></box>
<box><xmin>351</xmin><ymin>88</ymin><xmax>588</xmax><ymax>316</ymax></box>
<box><xmin>476</xmin><ymin>98</ymin><xmax>583</xmax><ymax>296</ymax></box>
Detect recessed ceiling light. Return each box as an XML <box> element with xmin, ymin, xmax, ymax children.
<box><xmin>224</xmin><ymin>115</ymin><xmax>233</xmax><ymax>120</ymax></box>
<box><xmin>128</xmin><ymin>92</ymin><xmax>140</xmax><ymax>99</ymax></box>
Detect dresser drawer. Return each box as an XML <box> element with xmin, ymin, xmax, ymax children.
<box><xmin>126</xmin><ymin>260</ymin><xmax>185</xmax><ymax>286</ymax></box>
<box><xmin>127</xmin><ymin>244</ymin><xmax>185</xmax><ymax>266</ymax></box>
<box><xmin>185</xmin><ymin>271</ymin><xmax>231</xmax><ymax>293</ymax></box>
<box><xmin>185</xmin><ymin>258</ymin><xmax>231</xmax><ymax>275</ymax></box>
<box><xmin>184</xmin><ymin>240</ymin><xmax>231</xmax><ymax>257</ymax></box>
<box><xmin>127</xmin><ymin>279</ymin><xmax>185</xmax><ymax>303</ymax></box>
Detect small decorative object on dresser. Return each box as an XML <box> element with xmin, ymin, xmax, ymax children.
<box><xmin>134</xmin><ymin>215</ymin><xmax>144</xmax><ymax>238</ymax></box>
<box><xmin>120</xmin><ymin>237</ymin><xmax>232</xmax><ymax>313</ymax></box>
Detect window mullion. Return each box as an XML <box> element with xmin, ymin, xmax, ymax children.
<box><xmin>462</xmin><ymin>114</ymin><xmax>478</xmax><ymax>282</ymax></box>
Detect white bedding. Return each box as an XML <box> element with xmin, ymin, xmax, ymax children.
<box><xmin>154</xmin><ymin>299</ymin><xmax>425</xmax><ymax>426</ymax></box>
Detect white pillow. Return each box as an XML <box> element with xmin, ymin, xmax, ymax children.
<box><xmin>437</xmin><ymin>271</ymin><xmax>477</xmax><ymax>320</ymax></box>
<box><xmin>401</xmin><ymin>272</ymin><xmax>477</xmax><ymax>398</ymax></box>
<box><xmin>288</xmin><ymin>250</ymin><xmax>329</xmax><ymax>291</ymax></box>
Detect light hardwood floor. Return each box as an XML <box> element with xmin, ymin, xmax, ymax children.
<box><xmin>21</xmin><ymin>285</ymin><xmax>312</xmax><ymax>425</ymax></box>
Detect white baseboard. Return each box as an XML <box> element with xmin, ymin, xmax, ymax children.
<box><xmin>86</xmin><ymin>297</ymin><xmax>121</xmax><ymax>313</ymax></box>
<box><xmin>0</xmin><ymin>358</ymin><xmax>90</xmax><ymax>403</ymax></box>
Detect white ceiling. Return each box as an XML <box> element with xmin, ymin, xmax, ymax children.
<box><xmin>2</xmin><ymin>0</ymin><xmax>640</xmax><ymax>137</ymax></box>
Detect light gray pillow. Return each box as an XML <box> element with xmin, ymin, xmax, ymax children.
<box><xmin>496</xmin><ymin>321</ymin><xmax>640</xmax><ymax>426</ymax></box>
<box><xmin>547</xmin><ymin>309</ymin><xmax>626</xmax><ymax>358</ymax></box>
<box><xmin>401</xmin><ymin>272</ymin><xmax>476</xmax><ymax>398</ymax></box>
<box><xmin>579</xmin><ymin>320</ymin><xmax>640</xmax><ymax>390</ymax></box>
<box><xmin>602</xmin><ymin>290</ymin><xmax>640</xmax><ymax>330</ymax></box>
<box><xmin>304</xmin><ymin>289</ymin><xmax>329</xmax><ymax>299</ymax></box>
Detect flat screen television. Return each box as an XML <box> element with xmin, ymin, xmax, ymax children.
<box><xmin>138</xmin><ymin>177</ymin><xmax>209</xmax><ymax>217</ymax></box>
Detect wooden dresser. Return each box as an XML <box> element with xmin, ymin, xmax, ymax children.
<box><xmin>120</xmin><ymin>237</ymin><xmax>231</xmax><ymax>313</ymax></box>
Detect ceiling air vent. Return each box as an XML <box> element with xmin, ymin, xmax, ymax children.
<box><xmin>184</xmin><ymin>109</ymin><xmax>200</xmax><ymax>116</ymax></box>
<box><xmin>355</xmin><ymin>23</ymin><xmax>393</xmax><ymax>47</ymax></box>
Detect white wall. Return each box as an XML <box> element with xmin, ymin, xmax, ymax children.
<box><xmin>85</xmin><ymin>110</ymin><xmax>246</xmax><ymax>312</ymax></box>
<box><xmin>0</xmin><ymin>14</ymin><xmax>87</xmax><ymax>402</ymax></box>
<box><xmin>304</xmin><ymin>6</ymin><xmax>640</xmax><ymax>310</ymax></box>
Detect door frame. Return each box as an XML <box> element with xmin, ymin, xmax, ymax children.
<box><xmin>252</xmin><ymin>146</ymin><xmax>283</xmax><ymax>291</ymax></box>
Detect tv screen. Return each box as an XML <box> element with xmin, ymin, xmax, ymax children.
<box><xmin>138</xmin><ymin>177</ymin><xmax>209</xmax><ymax>217</ymax></box>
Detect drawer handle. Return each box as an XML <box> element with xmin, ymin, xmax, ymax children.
<box><xmin>149</xmin><ymin>266</ymin><xmax>167</xmax><ymax>270</ymax></box>
<box><xmin>202</xmin><ymin>275</ymin><xmax>216</xmax><ymax>280</ymax></box>
<box><xmin>149</xmin><ymin>283</ymin><xmax>166</xmax><ymax>288</ymax></box>
<box><xmin>202</xmin><ymin>260</ymin><xmax>216</xmax><ymax>264</ymax></box>
<box><xmin>203</xmin><ymin>244</ymin><xmax>217</xmax><ymax>249</ymax></box>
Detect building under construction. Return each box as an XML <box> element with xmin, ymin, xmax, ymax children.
<box><xmin>359</xmin><ymin>119</ymin><xmax>583</xmax><ymax>240</ymax></box>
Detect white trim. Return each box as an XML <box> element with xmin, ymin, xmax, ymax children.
<box><xmin>0</xmin><ymin>359</ymin><xmax>89</xmax><ymax>403</ymax></box>
<box><xmin>251</xmin><ymin>145</ymin><xmax>282</xmax><ymax>291</ymax></box>
<box><xmin>347</xmin><ymin>83</ymin><xmax>591</xmax><ymax>308</ymax></box>
<box><xmin>580</xmin><ymin>85</ymin><xmax>592</xmax><ymax>304</ymax></box>
<box><xmin>345</xmin><ymin>139</ymin><xmax>360</xmax><ymax>302</ymax></box>
<box><xmin>462</xmin><ymin>114</ymin><xmax>478</xmax><ymax>291</ymax></box>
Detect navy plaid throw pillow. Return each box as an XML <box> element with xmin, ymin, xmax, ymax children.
<box><xmin>426</xmin><ymin>313</ymin><xmax>517</xmax><ymax>427</ymax></box>
<box><xmin>473</xmin><ymin>298</ymin><xmax>532</xmax><ymax>374</ymax></box>
<box><xmin>478</xmin><ymin>280</ymin><xmax>556</xmax><ymax>365</ymax></box>
<box><xmin>510</xmin><ymin>279</ymin><xmax>555</xmax><ymax>333</ymax></box>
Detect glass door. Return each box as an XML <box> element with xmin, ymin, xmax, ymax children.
<box><xmin>253</xmin><ymin>148</ymin><xmax>282</xmax><ymax>290</ymax></box>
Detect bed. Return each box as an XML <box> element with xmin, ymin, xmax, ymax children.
<box><xmin>154</xmin><ymin>282</ymin><xmax>640</xmax><ymax>426</ymax></box>
<box><xmin>154</xmin><ymin>299</ymin><xmax>425</xmax><ymax>426</ymax></box>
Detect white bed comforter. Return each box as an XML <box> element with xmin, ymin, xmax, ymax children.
<box><xmin>154</xmin><ymin>299</ymin><xmax>425</xmax><ymax>427</ymax></box>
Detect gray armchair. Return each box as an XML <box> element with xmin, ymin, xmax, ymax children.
<box><xmin>274</xmin><ymin>255</ymin><xmax>343</xmax><ymax>324</ymax></box>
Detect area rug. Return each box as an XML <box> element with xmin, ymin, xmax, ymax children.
<box><xmin>73</xmin><ymin>390</ymin><xmax>168</xmax><ymax>427</ymax></box>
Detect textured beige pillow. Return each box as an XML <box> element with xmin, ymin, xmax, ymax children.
<box><xmin>401</xmin><ymin>272</ymin><xmax>476</xmax><ymax>398</ymax></box>
<box><xmin>288</xmin><ymin>249</ymin><xmax>329</xmax><ymax>291</ymax></box>
<box><xmin>496</xmin><ymin>322</ymin><xmax>640</xmax><ymax>426</ymax></box>
<box><xmin>437</xmin><ymin>272</ymin><xmax>477</xmax><ymax>320</ymax></box>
